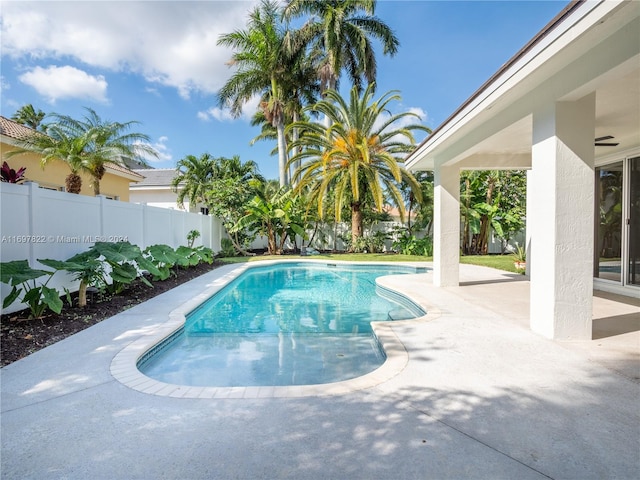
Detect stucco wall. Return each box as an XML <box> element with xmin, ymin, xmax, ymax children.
<box><xmin>2</xmin><ymin>142</ymin><xmax>134</xmax><ymax>201</ymax></box>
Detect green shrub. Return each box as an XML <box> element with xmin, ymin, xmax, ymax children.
<box><xmin>0</xmin><ymin>260</ymin><xmax>62</xmax><ymax>318</ymax></box>
<box><xmin>393</xmin><ymin>232</ymin><xmax>433</xmax><ymax>256</ymax></box>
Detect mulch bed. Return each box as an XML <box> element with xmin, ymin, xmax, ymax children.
<box><xmin>0</xmin><ymin>261</ymin><xmax>224</xmax><ymax>367</ymax></box>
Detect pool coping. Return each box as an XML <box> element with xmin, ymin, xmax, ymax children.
<box><xmin>110</xmin><ymin>259</ymin><xmax>441</xmax><ymax>399</ymax></box>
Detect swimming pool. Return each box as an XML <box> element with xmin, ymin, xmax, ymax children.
<box><xmin>138</xmin><ymin>262</ymin><xmax>426</xmax><ymax>387</ymax></box>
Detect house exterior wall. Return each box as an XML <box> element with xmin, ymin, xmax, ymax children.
<box><xmin>129</xmin><ymin>188</ymin><xmax>187</xmax><ymax>210</ymax></box>
<box><xmin>1</xmin><ymin>141</ymin><xmax>134</xmax><ymax>201</ymax></box>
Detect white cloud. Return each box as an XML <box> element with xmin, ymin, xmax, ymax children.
<box><xmin>19</xmin><ymin>65</ymin><xmax>108</xmax><ymax>104</ymax></box>
<box><xmin>197</xmin><ymin>106</ymin><xmax>235</xmax><ymax>122</ymax></box>
<box><xmin>197</xmin><ymin>95</ymin><xmax>261</xmax><ymax>122</ymax></box>
<box><xmin>136</xmin><ymin>135</ymin><xmax>173</xmax><ymax>165</ymax></box>
<box><xmin>1</xmin><ymin>1</ymin><xmax>259</xmax><ymax>100</ymax></box>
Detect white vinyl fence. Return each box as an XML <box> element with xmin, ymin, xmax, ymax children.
<box><xmin>0</xmin><ymin>182</ymin><xmax>223</xmax><ymax>313</ymax></box>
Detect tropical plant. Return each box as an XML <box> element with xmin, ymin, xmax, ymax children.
<box><xmin>0</xmin><ymin>260</ymin><xmax>62</xmax><ymax>318</ymax></box>
<box><xmin>143</xmin><ymin>244</ymin><xmax>182</xmax><ymax>281</ymax></box>
<box><xmin>39</xmin><ymin>252</ymin><xmax>106</xmax><ymax>308</ymax></box>
<box><xmin>392</xmin><ymin>231</ymin><xmax>433</xmax><ymax>256</ymax></box>
<box><xmin>219</xmin><ymin>238</ymin><xmax>238</xmax><ymax>257</ymax></box>
<box><xmin>5</xmin><ymin>123</ymin><xmax>89</xmax><ymax>193</ymax></box>
<box><xmin>231</xmin><ymin>180</ymin><xmax>305</xmax><ymax>254</ymax></box>
<box><xmin>218</xmin><ymin>0</ymin><xmax>307</xmax><ymax>186</ymax></box>
<box><xmin>5</xmin><ymin>108</ymin><xmax>157</xmax><ymax>195</ymax></box>
<box><xmin>90</xmin><ymin>241</ymin><xmax>152</xmax><ymax>294</ymax></box>
<box><xmin>1</xmin><ymin>162</ymin><xmax>26</xmax><ymax>184</ymax></box>
<box><xmin>57</xmin><ymin>108</ymin><xmax>158</xmax><ymax>195</ymax></box>
<box><xmin>283</xmin><ymin>0</ymin><xmax>399</xmax><ymax>95</ymax></box>
<box><xmin>205</xmin><ymin>157</ymin><xmax>264</xmax><ymax>255</ymax></box>
<box><xmin>460</xmin><ymin>170</ymin><xmax>526</xmax><ymax>255</ymax></box>
<box><xmin>512</xmin><ymin>243</ymin><xmax>526</xmax><ymax>262</ymax></box>
<box><xmin>400</xmin><ymin>170</ymin><xmax>434</xmax><ymax>234</ymax></box>
<box><xmin>172</xmin><ymin>154</ymin><xmax>216</xmax><ymax>211</ymax></box>
<box><xmin>287</xmin><ymin>84</ymin><xmax>429</xmax><ymax>247</ymax></box>
<box><xmin>11</xmin><ymin>104</ymin><xmax>46</xmax><ymax>130</ymax></box>
<box><xmin>187</xmin><ymin>230</ymin><xmax>201</xmax><ymax>248</ymax></box>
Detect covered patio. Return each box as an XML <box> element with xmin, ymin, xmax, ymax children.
<box><xmin>406</xmin><ymin>0</ymin><xmax>640</xmax><ymax>340</ymax></box>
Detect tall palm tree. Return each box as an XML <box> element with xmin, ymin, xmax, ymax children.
<box><xmin>218</xmin><ymin>0</ymin><xmax>316</xmax><ymax>186</ymax></box>
<box><xmin>218</xmin><ymin>0</ymin><xmax>299</xmax><ymax>187</ymax></box>
<box><xmin>288</xmin><ymin>84</ymin><xmax>428</xmax><ymax>245</ymax></box>
<box><xmin>5</xmin><ymin>123</ymin><xmax>89</xmax><ymax>194</ymax></box>
<box><xmin>11</xmin><ymin>104</ymin><xmax>46</xmax><ymax>131</ymax></box>
<box><xmin>171</xmin><ymin>153</ymin><xmax>217</xmax><ymax>211</ymax></box>
<box><xmin>283</xmin><ymin>0</ymin><xmax>399</xmax><ymax>95</ymax></box>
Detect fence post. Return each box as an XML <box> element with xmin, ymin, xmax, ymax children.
<box><xmin>97</xmin><ymin>195</ymin><xmax>107</xmax><ymax>238</ymax></box>
<box><xmin>26</xmin><ymin>181</ymin><xmax>38</xmax><ymax>266</ymax></box>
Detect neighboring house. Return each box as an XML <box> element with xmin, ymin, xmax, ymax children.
<box><xmin>0</xmin><ymin>116</ymin><xmax>143</xmax><ymax>201</ymax></box>
<box><xmin>406</xmin><ymin>1</ymin><xmax>639</xmax><ymax>340</ymax></box>
<box><xmin>129</xmin><ymin>168</ymin><xmax>209</xmax><ymax>214</ymax></box>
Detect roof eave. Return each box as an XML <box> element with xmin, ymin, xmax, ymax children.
<box><xmin>405</xmin><ymin>0</ymin><xmax>587</xmax><ymax>171</ymax></box>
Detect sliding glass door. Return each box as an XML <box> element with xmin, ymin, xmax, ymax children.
<box><xmin>595</xmin><ymin>162</ymin><xmax>623</xmax><ymax>282</ymax></box>
<box><xmin>595</xmin><ymin>156</ymin><xmax>639</xmax><ymax>289</ymax></box>
<box><xmin>628</xmin><ymin>157</ymin><xmax>639</xmax><ymax>286</ymax></box>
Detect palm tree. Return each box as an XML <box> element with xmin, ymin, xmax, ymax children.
<box><xmin>11</xmin><ymin>104</ymin><xmax>46</xmax><ymax>131</ymax></box>
<box><xmin>5</xmin><ymin>123</ymin><xmax>89</xmax><ymax>194</ymax></box>
<box><xmin>216</xmin><ymin>155</ymin><xmax>264</xmax><ymax>184</ymax></box>
<box><xmin>283</xmin><ymin>0</ymin><xmax>399</xmax><ymax>96</ymax></box>
<box><xmin>62</xmin><ymin>108</ymin><xmax>158</xmax><ymax>195</ymax></box>
<box><xmin>218</xmin><ymin>0</ymin><xmax>301</xmax><ymax>187</ymax></box>
<box><xmin>172</xmin><ymin>153</ymin><xmax>217</xmax><ymax>211</ymax></box>
<box><xmin>206</xmin><ymin>156</ymin><xmax>265</xmax><ymax>255</ymax></box>
<box><xmin>288</xmin><ymin>84</ymin><xmax>429</xmax><ymax>245</ymax></box>
<box><xmin>7</xmin><ymin>108</ymin><xmax>157</xmax><ymax>195</ymax></box>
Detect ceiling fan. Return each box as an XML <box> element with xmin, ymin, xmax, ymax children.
<box><xmin>595</xmin><ymin>135</ymin><xmax>619</xmax><ymax>147</ymax></box>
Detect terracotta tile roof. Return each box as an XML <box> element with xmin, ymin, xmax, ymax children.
<box><xmin>107</xmin><ymin>163</ymin><xmax>144</xmax><ymax>180</ymax></box>
<box><xmin>0</xmin><ymin>115</ymin><xmax>40</xmax><ymax>140</ymax></box>
<box><xmin>0</xmin><ymin>115</ymin><xmax>143</xmax><ymax>180</ymax></box>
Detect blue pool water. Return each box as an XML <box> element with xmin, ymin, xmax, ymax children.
<box><xmin>139</xmin><ymin>262</ymin><xmax>425</xmax><ymax>387</ymax></box>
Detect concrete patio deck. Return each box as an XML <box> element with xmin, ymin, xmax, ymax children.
<box><xmin>1</xmin><ymin>262</ymin><xmax>638</xmax><ymax>479</ymax></box>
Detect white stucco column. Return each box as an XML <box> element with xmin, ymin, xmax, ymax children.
<box><xmin>433</xmin><ymin>164</ymin><xmax>460</xmax><ymax>287</ymax></box>
<box><xmin>529</xmin><ymin>94</ymin><xmax>595</xmax><ymax>340</ymax></box>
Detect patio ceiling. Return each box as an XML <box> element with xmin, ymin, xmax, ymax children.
<box><xmin>406</xmin><ymin>0</ymin><xmax>640</xmax><ymax>171</ymax></box>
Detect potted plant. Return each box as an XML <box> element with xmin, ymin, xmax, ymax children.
<box><xmin>512</xmin><ymin>244</ymin><xmax>526</xmax><ymax>270</ymax></box>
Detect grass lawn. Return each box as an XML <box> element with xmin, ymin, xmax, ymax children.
<box><xmin>220</xmin><ymin>252</ymin><xmax>524</xmax><ymax>274</ymax></box>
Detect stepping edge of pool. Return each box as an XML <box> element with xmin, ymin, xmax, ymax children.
<box><xmin>110</xmin><ymin>260</ymin><xmax>440</xmax><ymax>399</ymax></box>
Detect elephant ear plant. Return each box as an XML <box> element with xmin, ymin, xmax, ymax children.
<box><xmin>91</xmin><ymin>241</ymin><xmax>153</xmax><ymax>294</ymax></box>
<box><xmin>39</xmin><ymin>251</ymin><xmax>106</xmax><ymax>308</ymax></box>
<box><xmin>0</xmin><ymin>260</ymin><xmax>63</xmax><ymax>318</ymax></box>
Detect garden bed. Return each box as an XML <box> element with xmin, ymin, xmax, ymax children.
<box><xmin>1</xmin><ymin>261</ymin><xmax>223</xmax><ymax>367</ymax></box>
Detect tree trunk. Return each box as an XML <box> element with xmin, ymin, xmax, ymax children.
<box><xmin>351</xmin><ymin>203</ymin><xmax>363</xmax><ymax>248</ymax></box>
<box><xmin>65</xmin><ymin>173</ymin><xmax>82</xmax><ymax>194</ymax></box>
<box><xmin>291</xmin><ymin>111</ymin><xmax>301</xmax><ymax>185</ymax></box>
<box><xmin>78</xmin><ymin>280</ymin><xmax>88</xmax><ymax>308</ymax></box>
<box><xmin>407</xmin><ymin>193</ymin><xmax>414</xmax><ymax>234</ymax></box>
<box><xmin>276</xmin><ymin>119</ymin><xmax>288</xmax><ymax>187</ymax></box>
<box><xmin>478</xmin><ymin>177</ymin><xmax>496</xmax><ymax>255</ymax></box>
<box><xmin>462</xmin><ymin>178</ymin><xmax>471</xmax><ymax>254</ymax></box>
<box><xmin>92</xmin><ymin>175</ymin><xmax>101</xmax><ymax>196</ymax></box>
<box><xmin>267</xmin><ymin>228</ymin><xmax>278</xmax><ymax>255</ymax></box>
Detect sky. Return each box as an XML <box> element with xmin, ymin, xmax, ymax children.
<box><xmin>0</xmin><ymin>0</ymin><xmax>567</xmax><ymax>181</ymax></box>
